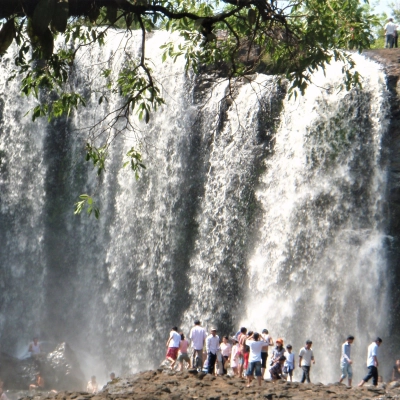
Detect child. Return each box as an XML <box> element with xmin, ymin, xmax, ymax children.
<box><xmin>269</xmin><ymin>356</ymin><xmax>286</xmax><ymax>382</ymax></box>
<box><xmin>230</xmin><ymin>339</ymin><xmax>240</xmax><ymax>376</ymax></box>
<box><xmin>284</xmin><ymin>344</ymin><xmax>295</xmax><ymax>382</ymax></box>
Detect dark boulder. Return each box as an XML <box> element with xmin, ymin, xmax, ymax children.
<box><xmin>0</xmin><ymin>342</ymin><xmax>85</xmax><ymax>391</ymax></box>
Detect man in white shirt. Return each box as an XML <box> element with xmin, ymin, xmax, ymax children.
<box><xmin>165</xmin><ymin>326</ymin><xmax>181</xmax><ymax>369</ymax></box>
<box><xmin>246</xmin><ymin>332</ymin><xmax>268</xmax><ymax>387</ymax></box>
<box><xmin>206</xmin><ymin>328</ymin><xmax>220</xmax><ymax>374</ymax></box>
<box><xmin>358</xmin><ymin>337</ymin><xmax>382</xmax><ymax>387</ymax></box>
<box><xmin>299</xmin><ymin>340</ymin><xmax>315</xmax><ymax>383</ymax></box>
<box><xmin>385</xmin><ymin>18</ymin><xmax>396</xmax><ymax>48</ymax></box>
<box><xmin>189</xmin><ymin>320</ymin><xmax>207</xmax><ymax>370</ymax></box>
<box><xmin>339</xmin><ymin>335</ymin><xmax>354</xmax><ymax>387</ymax></box>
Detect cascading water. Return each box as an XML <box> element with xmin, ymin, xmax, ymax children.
<box><xmin>0</xmin><ymin>30</ymin><xmax>392</xmax><ymax>385</ymax></box>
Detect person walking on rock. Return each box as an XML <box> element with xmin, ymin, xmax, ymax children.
<box><xmin>189</xmin><ymin>320</ymin><xmax>207</xmax><ymax>371</ymax></box>
<box><xmin>299</xmin><ymin>340</ymin><xmax>315</xmax><ymax>383</ymax></box>
<box><xmin>339</xmin><ymin>335</ymin><xmax>354</xmax><ymax>386</ymax></box>
<box><xmin>358</xmin><ymin>337</ymin><xmax>383</xmax><ymax>387</ymax></box>
<box><xmin>206</xmin><ymin>328</ymin><xmax>220</xmax><ymax>374</ymax></box>
<box><xmin>385</xmin><ymin>18</ymin><xmax>396</xmax><ymax>48</ymax></box>
<box><xmin>165</xmin><ymin>326</ymin><xmax>181</xmax><ymax>369</ymax></box>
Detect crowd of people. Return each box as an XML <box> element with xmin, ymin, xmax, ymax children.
<box><xmin>164</xmin><ymin>321</ymin><xmax>393</xmax><ymax>388</ymax></box>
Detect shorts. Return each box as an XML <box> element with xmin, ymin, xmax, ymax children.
<box><xmin>341</xmin><ymin>362</ymin><xmax>353</xmax><ymax>379</ymax></box>
<box><xmin>247</xmin><ymin>361</ymin><xmax>262</xmax><ymax>377</ymax></box>
<box><xmin>283</xmin><ymin>366</ymin><xmax>294</xmax><ymax>377</ymax></box>
<box><xmin>261</xmin><ymin>352</ymin><xmax>268</xmax><ymax>368</ymax></box>
<box><xmin>166</xmin><ymin>347</ymin><xmax>179</xmax><ymax>360</ymax></box>
<box><xmin>177</xmin><ymin>352</ymin><xmax>190</xmax><ymax>363</ymax></box>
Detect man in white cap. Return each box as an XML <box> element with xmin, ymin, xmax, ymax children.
<box><xmin>206</xmin><ymin>328</ymin><xmax>220</xmax><ymax>374</ymax></box>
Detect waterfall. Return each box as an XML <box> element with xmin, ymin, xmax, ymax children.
<box><xmin>0</xmin><ymin>30</ymin><xmax>391</xmax><ymax>384</ymax></box>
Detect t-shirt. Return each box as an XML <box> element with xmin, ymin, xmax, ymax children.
<box><xmin>169</xmin><ymin>330</ymin><xmax>181</xmax><ymax>348</ymax></box>
<box><xmin>220</xmin><ymin>342</ymin><xmax>232</xmax><ymax>357</ymax></box>
<box><xmin>272</xmin><ymin>346</ymin><xmax>285</xmax><ymax>361</ymax></box>
<box><xmin>299</xmin><ymin>347</ymin><xmax>314</xmax><ymax>366</ymax></box>
<box><xmin>367</xmin><ymin>342</ymin><xmax>378</xmax><ymax>367</ymax></box>
<box><xmin>189</xmin><ymin>326</ymin><xmax>207</xmax><ymax>350</ymax></box>
<box><xmin>179</xmin><ymin>339</ymin><xmax>189</xmax><ymax>353</ymax></box>
<box><xmin>385</xmin><ymin>22</ymin><xmax>397</xmax><ymax>35</ymax></box>
<box><xmin>247</xmin><ymin>339</ymin><xmax>267</xmax><ymax>363</ymax></box>
<box><xmin>341</xmin><ymin>342</ymin><xmax>351</xmax><ymax>365</ymax></box>
<box><xmin>284</xmin><ymin>351</ymin><xmax>294</xmax><ymax>368</ymax></box>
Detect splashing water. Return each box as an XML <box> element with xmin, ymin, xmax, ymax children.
<box><xmin>0</xmin><ymin>30</ymin><xmax>391</xmax><ymax>384</ymax></box>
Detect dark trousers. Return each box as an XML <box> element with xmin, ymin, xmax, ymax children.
<box><xmin>363</xmin><ymin>366</ymin><xmax>378</xmax><ymax>386</ymax></box>
<box><xmin>207</xmin><ymin>352</ymin><xmax>217</xmax><ymax>374</ymax></box>
<box><xmin>301</xmin><ymin>366</ymin><xmax>311</xmax><ymax>383</ymax></box>
<box><xmin>223</xmin><ymin>356</ymin><xmax>229</xmax><ymax>374</ymax></box>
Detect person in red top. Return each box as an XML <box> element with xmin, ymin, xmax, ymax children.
<box><xmin>240</xmin><ymin>330</ymin><xmax>253</xmax><ymax>375</ymax></box>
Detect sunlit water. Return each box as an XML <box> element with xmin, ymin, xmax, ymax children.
<box><xmin>0</xmin><ymin>30</ymin><xmax>390</xmax><ymax>385</ymax></box>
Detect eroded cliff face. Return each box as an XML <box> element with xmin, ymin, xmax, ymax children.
<box><xmin>364</xmin><ymin>49</ymin><xmax>400</xmax><ymax>348</ymax></box>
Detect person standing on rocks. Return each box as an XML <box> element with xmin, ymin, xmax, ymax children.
<box><xmin>28</xmin><ymin>337</ymin><xmax>43</xmax><ymax>358</ymax></box>
<box><xmin>230</xmin><ymin>338</ymin><xmax>240</xmax><ymax>376</ymax></box>
<box><xmin>177</xmin><ymin>332</ymin><xmax>190</xmax><ymax>371</ymax></box>
<box><xmin>339</xmin><ymin>335</ymin><xmax>354</xmax><ymax>387</ymax></box>
<box><xmin>87</xmin><ymin>376</ymin><xmax>98</xmax><ymax>394</ymax></box>
<box><xmin>358</xmin><ymin>337</ymin><xmax>383</xmax><ymax>387</ymax></box>
<box><xmin>284</xmin><ymin>344</ymin><xmax>295</xmax><ymax>382</ymax></box>
<box><xmin>165</xmin><ymin>326</ymin><xmax>181</xmax><ymax>369</ymax></box>
<box><xmin>206</xmin><ymin>328</ymin><xmax>220</xmax><ymax>374</ymax></box>
<box><xmin>189</xmin><ymin>320</ymin><xmax>207</xmax><ymax>371</ymax></box>
<box><xmin>246</xmin><ymin>332</ymin><xmax>268</xmax><ymax>387</ymax></box>
<box><xmin>385</xmin><ymin>18</ymin><xmax>396</xmax><ymax>48</ymax></box>
<box><xmin>220</xmin><ymin>336</ymin><xmax>232</xmax><ymax>374</ymax></box>
<box><xmin>299</xmin><ymin>340</ymin><xmax>315</xmax><ymax>383</ymax></box>
<box><xmin>261</xmin><ymin>329</ymin><xmax>274</xmax><ymax>377</ymax></box>
<box><xmin>237</xmin><ymin>327</ymin><xmax>247</xmax><ymax>378</ymax></box>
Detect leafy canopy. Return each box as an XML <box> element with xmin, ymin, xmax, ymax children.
<box><xmin>0</xmin><ymin>0</ymin><xmax>378</xmax><ymax>217</ymax></box>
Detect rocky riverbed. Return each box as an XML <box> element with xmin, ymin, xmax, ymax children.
<box><xmin>16</xmin><ymin>369</ymin><xmax>400</xmax><ymax>400</ymax></box>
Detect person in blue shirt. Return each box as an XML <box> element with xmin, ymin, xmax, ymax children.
<box><xmin>339</xmin><ymin>335</ymin><xmax>354</xmax><ymax>387</ymax></box>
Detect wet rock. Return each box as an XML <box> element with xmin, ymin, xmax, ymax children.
<box><xmin>0</xmin><ymin>343</ymin><xmax>85</xmax><ymax>391</ymax></box>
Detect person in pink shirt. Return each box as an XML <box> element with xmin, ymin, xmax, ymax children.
<box><xmin>176</xmin><ymin>333</ymin><xmax>190</xmax><ymax>371</ymax></box>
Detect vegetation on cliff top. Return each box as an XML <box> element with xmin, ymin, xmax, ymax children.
<box><xmin>0</xmin><ymin>0</ymin><xmax>378</xmax><ymax>216</ymax></box>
